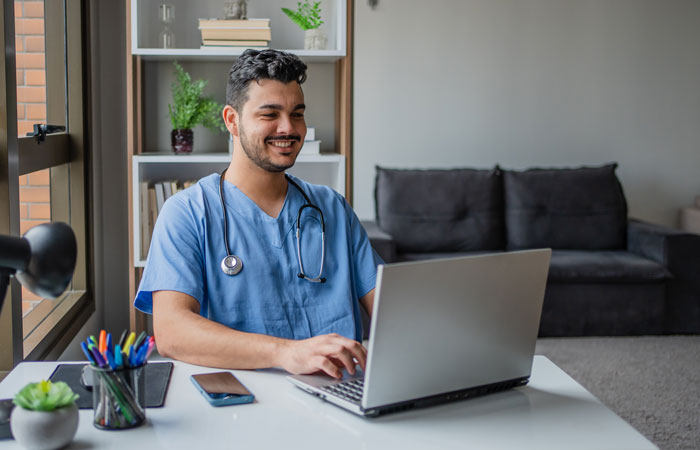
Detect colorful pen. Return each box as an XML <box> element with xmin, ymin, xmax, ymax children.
<box><xmin>81</xmin><ymin>342</ymin><xmax>96</xmax><ymax>365</ymax></box>
<box><xmin>98</xmin><ymin>330</ymin><xmax>106</xmax><ymax>354</ymax></box>
<box><xmin>133</xmin><ymin>331</ymin><xmax>147</xmax><ymax>351</ymax></box>
<box><xmin>124</xmin><ymin>332</ymin><xmax>136</xmax><ymax>356</ymax></box>
<box><xmin>117</xmin><ymin>329</ymin><xmax>128</xmax><ymax>348</ymax></box>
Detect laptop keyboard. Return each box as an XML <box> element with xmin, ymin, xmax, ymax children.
<box><xmin>320</xmin><ymin>379</ymin><xmax>364</xmax><ymax>404</ymax></box>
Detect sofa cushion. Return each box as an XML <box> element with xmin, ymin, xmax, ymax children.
<box><xmin>504</xmin><ymin>163</ymin><xmax>627</xmax><ymax>250</ymax></box>
<box><xmin>548</xmin><ymin>250</ymin><xmax>669</xmax><ymax>283</ymax></box>
<box><xmin>375</xmin><ymin>167</ymin><xmax>505</xmax><ymax>253</ymax></box>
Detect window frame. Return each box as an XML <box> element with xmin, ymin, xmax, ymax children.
<box><xmin>0</xmin><ymin>0</ymin><xmax>94</xmax><ymax>370</ymax></box>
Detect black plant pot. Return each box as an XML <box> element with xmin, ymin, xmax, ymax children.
<box><xmin>171</xmin><ymin>128</ymin><xmax>193</xmax><ymax>154</ymax></box>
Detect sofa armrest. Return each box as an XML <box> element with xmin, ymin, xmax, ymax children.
<box><xmin>361</xmin><ymin>220</ymin><xmax>397</xmax><ymax>263</ymax></box>
<box><xmin>628</xmin><ymin>218</ymin><xmax>700</xmax><ymax>280</ymax></box>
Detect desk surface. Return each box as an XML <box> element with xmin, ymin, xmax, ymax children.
<box><xmin>0</xmin><ymin>356</ymin><xmax>655</xmax><ymax>450</ymax></box>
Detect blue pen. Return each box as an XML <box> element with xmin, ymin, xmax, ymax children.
<box><xmin>106</xmin><ymin>333</ymin><xmax>112</xmax><ymax>354</ymax></box>
<box><xmin>135</xmin><ymin>343</ymin><xmax>148</xmax><ymax>366</ymax></box>
<box><xmin>81</xmin><ymin>342</ymin><xmax>96</xmax><ymax>365</ymax></box>
<box><xmin>105</xmin><ymin>347</ymin><xmax>117</xmax><ymax>370</ymax></box>
<box><xmin>115</xmin><ymin>344</ymin><xmax>123</xmax><ymax>368</ymax></box>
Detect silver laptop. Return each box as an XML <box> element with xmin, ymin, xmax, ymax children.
<box><xmin>288</xmin><ymin>249</ymin><xmax>551</xmax><ymax>417</ymax></box>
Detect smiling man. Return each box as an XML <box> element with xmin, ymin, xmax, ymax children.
<box><xmin>134</xmin><ymin>49</ymin><xmax>381</xmax><ymax>378</ymax></box>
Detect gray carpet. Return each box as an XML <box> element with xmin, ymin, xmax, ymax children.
<box><xmin>536</xmin><ymin>336</ymin><xmax>700</xmax><ymax>450</ymax></box>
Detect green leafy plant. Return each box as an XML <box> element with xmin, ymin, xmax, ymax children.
<box><xmin>13</xmin><ymin>380</ymin><xmax>79</xmax><ymax>412</ymax></box>
<box><xmin>169</xmin><ymin>62</ymin><xmax>226</xmax><ymax>132</ymax></box>
<box><xmin>282</xmin><ymin>1</ymin><xmax>323</xmax><ymax>31</ymax></box>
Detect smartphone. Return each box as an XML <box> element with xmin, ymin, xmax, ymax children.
<box><xmin>190</xmin><ymin>372</ymin><xmax>255</xmax><ymax>407</ymax></box>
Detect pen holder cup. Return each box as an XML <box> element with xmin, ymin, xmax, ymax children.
<box><xmin>91</xmin><ymin>364</ymin><xmax>146</xmax><ymax>430</ymax></box>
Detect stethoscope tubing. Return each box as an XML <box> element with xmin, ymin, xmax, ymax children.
<box><xmin>219</xmin><ymin>168</ymin><xmax>326</xmax><ymax>282</ymax></box>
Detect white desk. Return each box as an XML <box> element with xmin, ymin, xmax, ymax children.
<box><xmin>0</xmin><ymin>356</ymin><xmax>655</xmax><ymax>449</ymax></box>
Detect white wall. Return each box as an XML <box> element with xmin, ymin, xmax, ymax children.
<box><xmin>353</xmin><ymin>0</ymin><xmax>700</xmax><ymax>226</ymax></box>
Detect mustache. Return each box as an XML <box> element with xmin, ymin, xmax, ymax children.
<box><xmin>265</xmin><ymin>134</ymin><xmax>301</xmax><ymax>142</ymax></box>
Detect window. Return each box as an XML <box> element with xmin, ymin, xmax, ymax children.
<box><xmin>1</xmin><ymin>0</ymin><xmax>93</xmax><ymax>370</ymax></box>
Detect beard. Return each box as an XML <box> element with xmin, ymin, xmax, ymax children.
<box><xmin>239</xmin><ymin>123</ymin><xmax>300</xmax><ymax>173</ymax></box>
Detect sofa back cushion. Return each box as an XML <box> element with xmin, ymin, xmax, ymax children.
<box><xmin>503</xmin><ymin>163</ymin><xmax>627</xmax><ymax>250</ymax></box>
<box><xmin>375</xmin><ymin>167</ymin><xmax>505</xmax><ymax>252</ymax></box>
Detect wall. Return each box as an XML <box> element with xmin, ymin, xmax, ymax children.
<box><xmin>59</xmin><ymin>0</ymin><xmax>128</xmax><ymax>360</ymax></box>
<box><xmin>353</xmin><ymin>0</ymin><xmax>700</xmax><ymax>226</ymax></box>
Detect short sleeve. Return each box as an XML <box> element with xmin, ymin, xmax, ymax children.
<box><xmin>134</xmin><ymin>195</ymin><xmax>206</xmax><ymax>314</ymax></box>
<box><xmin>345</xmin><ymin>201</ymin><xmax>384</xmax><ymax>299</ymax></box>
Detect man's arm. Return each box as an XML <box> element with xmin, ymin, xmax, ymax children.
<box><xmin>152</xmin><ymin>290</ymin><xmax>367</xmax><ymax>379</ymax></box>
<box><xmin>359</xmin><ymin>288</ymin><xmax>375</xmax><ymax>318</ymax></box>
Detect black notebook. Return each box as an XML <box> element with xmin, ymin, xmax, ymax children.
<box><xmin>48</xmin><ymin>361</ymin><xmax>174</xmax><ymax>409</ymax></box>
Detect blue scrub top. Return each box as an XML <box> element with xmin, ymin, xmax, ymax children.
<box><xmin>134</xmin><ymin>173</ymin><xmax>381</xmax><ymax>342</ymax></box>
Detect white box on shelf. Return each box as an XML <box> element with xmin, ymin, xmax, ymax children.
<box><xmin>305</xmin><ymin>127</ymin><xmax>315</xmax><ymax>141</ymax></box>
<box><xmin>300</xmin><ymin>140</ymin><xmax>321</xmax><ymax>154</ymax></box>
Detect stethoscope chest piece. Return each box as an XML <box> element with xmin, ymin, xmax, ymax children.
<box><xmin>221</xmin><ymin>254</ymin><xmax>243</xmax><ymax>276</ymax></box>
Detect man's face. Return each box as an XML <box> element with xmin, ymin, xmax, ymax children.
<box><xmin>237</xmin><ymin>79</ymin><xmax>307</xmax><ymax>173</ymax></box>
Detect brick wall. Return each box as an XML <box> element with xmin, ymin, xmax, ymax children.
<box><xmin>15</xmin><ymin>1</ymin><xmax>48</xmax><ymax>315</ymax></box>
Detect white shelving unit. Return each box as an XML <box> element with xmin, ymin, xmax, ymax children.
<box><xmin>126</xmin><ymin>1</ymin><xmax>353</xmax><ymax>329</ymax></box>
<box><xmin>131</xmin><ymin>153</ymin><xmax>345</xmax><ymax>267</ymax></box>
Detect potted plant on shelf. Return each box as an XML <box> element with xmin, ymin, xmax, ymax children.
<box><xmin>11</xmin><ymin>380</ymin><xmax>79</xmax><ymax>450</ymax></box>
<box><xmin>282</xmin><ymin>1</ymin><xmax>326</xmax><ymax>50</ymax></box>
<box><xmin>169</xmin><ymin>62</ymin><xmax>226</xmax><ymax>154</ymax></box>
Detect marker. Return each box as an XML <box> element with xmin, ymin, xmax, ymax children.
<box><xmin>98</xmin><ymin>330</ymin><xmax>106</xmax><ymax>354</ymax></box>
<box><xmin>106</xmin><ymin>333</ymin><xmax>113</xmax><ymax>354</ymax></box>
<box><xmin>133</xmin><ymin>331</ymin><xmax>147</xmax><ymax>351</ymax></box>
<box><xmin>124</xmin><ymin>332</ymin><xmax>136</xmax><ymax>356</ymax></box>
<box><xmin>117</xmin><ymin>329</ymin><xmax>128</xmax><ymax>348</ymax></box>
<box><xmin>81</xmin><ymin>342</ymin><xmax>96</xmax><ymax>365</ymax></box>
<box><xmin>90</xmin><ymin>346</ymin><xmax>106</xmax><ymax>368</ymax></box>
<box><xmin>114</xmin><ymin>344</ymin><xmax>123</xmax><ymax>368</ymax></box>
<box><xmin>105</xmin><ymin>348</ymin><xmax>117</xmax><ymax>370</ymax></box>
<box><xmin>89</xmin><ymin>335</ymin><xmax>98</xmax><ymax>346</ymax></box>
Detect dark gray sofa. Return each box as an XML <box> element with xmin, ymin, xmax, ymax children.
<box><xmin>363</xmin><ymin>164</ymin><xmax>700</xmax><ymax>336</ymax></box>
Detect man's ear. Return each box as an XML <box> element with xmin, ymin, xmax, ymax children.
<box><xmin>222</xmin><ymin>104</ymin><xmax>240</xmax><ymax>137</ymax></box>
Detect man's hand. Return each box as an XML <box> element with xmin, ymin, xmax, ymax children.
<box><xmin>279</xmin><ymin>334</ymin><xmax>367</xmax><ymax>379</ymax></box>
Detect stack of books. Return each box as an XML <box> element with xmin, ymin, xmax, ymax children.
<box><xmin>199</xmin><ymin>18</ymin><xmax>271</xmax><ymax>48</ymax></box>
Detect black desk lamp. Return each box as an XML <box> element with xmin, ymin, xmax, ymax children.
<box><xmin>0</xmin><ymin>222</ymin><xmax>77</xmax><ymax>313</ymax></box>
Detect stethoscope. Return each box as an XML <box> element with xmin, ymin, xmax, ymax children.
<box><xmin>219</xmin><ymin>169</ymin><xmax>326</xmax><ymax>283</ymax></box>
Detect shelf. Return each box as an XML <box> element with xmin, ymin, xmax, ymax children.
<box><xmin>131</xmin><ymin>0</ymin><xmax>346</xmax><ymax>61</ymax></box>
<box><xmin>133</xmin><ymin>48</ymin><xmax>346</xmax><ymax>63</ymax></box>
<box><xmin>131</xmin><ymin>152</ymin><xmax>346</xmax><ymax>267</ymax></box>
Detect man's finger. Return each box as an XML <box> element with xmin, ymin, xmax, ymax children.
<box><xmin>318</xmin><ymin>357</ymin><xmax>342</xmax><ymax>379</ymax></box>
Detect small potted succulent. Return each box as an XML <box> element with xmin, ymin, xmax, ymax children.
<box><xmin>169</xmin><ymin>62</ymin><xmax>226</xmax><ymax>153</ymax></box>
<box><xmin>282</xmin><ymin>1</ymin><xmax>326</xmax><ymax>50</ymax></box>
<box><xmin>11</xmin><ymin>380</ymin><xmax>79</xmax><ymax>450</ymax></box>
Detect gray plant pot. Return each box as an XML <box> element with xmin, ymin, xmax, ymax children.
<box><xmin>10</xmin><ymin>403</ymin><xmax>79</xmax><ymax>450</ymax></box>
<box><xmin>304</xmin><ymin>28</ymin><xmax>327</xmax><ymax>50</ymax></box>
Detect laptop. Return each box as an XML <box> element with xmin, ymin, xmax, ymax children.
<box><xmin>288</xmin><ymin>249</ymin><xmax>552</xmax><ymax>417</ymax></box>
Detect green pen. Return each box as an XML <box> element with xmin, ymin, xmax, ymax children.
<box><xmin>89</xmin><ymin>335</ymin><xmax>98</xmax><ymax>346</ymax></box>
<box><xmin>133</xmin><ymin>331</ymin><xmax>147</xmax><ymax>351</ymax></box>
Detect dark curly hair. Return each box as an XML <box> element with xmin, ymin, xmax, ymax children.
<box><xmin>226</xmin><ymin>49</ymin><xmax>308</xmax><ymax>112</ymax></box>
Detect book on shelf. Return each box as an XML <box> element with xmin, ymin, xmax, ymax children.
<box><xmin>200</xmin><ymin>27</ymin><xmax>271</xmax><ymax>42</ymax></box>
<box><xmin>198</xmin><ymin>18</ymin><xmax>270</xmax><ymax>28</ymax></box>
<box><xmin>140</xmin><ymin>182</ymin><xmax>152</xmax><ymax>260</ymax></box>
<box><xmin>300</xmin><ymin>140</ymin><xmax>321</xmax><ymax>155</ymax></box>
<box><xmin>201</xmin><ymin>39</ymin><xmax>269</xmax><ymax>48</ymax></box>
<box><xmin>148</xmin><ymin>186</ymin><xmax>157</xmax><ymax>236</ymax></box>
<box><xmin>154</xmin><ymin>183</ymin><xmax>165</xmax><ymax>212</ymax></box>
<box><xmin>305</xmin><ymin>127</ymin><xmax>315</xmax><ymax>141</ymax></box>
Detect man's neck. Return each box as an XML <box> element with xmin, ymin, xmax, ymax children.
<box><xmin>224</xmin><ymin>155</ymin><xmax>288</xmax><ymax>218</ymax></box>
